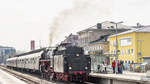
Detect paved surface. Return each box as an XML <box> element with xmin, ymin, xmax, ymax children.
<box><xmin>123</xmin><ymin>71</ymin><xmax>146</xmax><ymax>76</ymax></box>
<box><xmin>90</xmin><ymin>71</ymin><xmax>150</xmax><ymax>83</ymax></box>
<box><xmin>0</xmin><ymin>69</ymin><xmax>27</xmax><ymax>84</ymax></box>
<box><xmin>0</xmin><ymin>66</ymin><xmax>76</xmax><ymax>84</ymax></box>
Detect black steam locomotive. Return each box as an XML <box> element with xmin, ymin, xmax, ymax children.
<box><xmin>50</xmin><ymin>43</ymin><xmax>91</xmax><ymax>81</ymax></box>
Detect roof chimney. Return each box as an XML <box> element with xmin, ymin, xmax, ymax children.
<box><xmin>97</xmin><ymin>23</ymin><xmax>102</xmax><ymax>29</ymax></box>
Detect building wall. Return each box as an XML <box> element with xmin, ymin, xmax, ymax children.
<box><xmin>89</xmin><ymin>42</ymin><xmax>109</xmax><ymax>54</ymax></box>
<box><xmin>78</xmin><ymin>29</ymin><xmax>128</xmax><ymax>52</ymax></box>
<box><xmin>78</xmin><ymin>30</ymin><xmax>104</xmax><ymax>51</ymax></box>
<box><xmin>0</xmin><ymin>47</ymin><xmax>16</xmax><ymax>64</ymax></box>
<box><xmin>101</xmin><ymin>21</ymin><xmax>130</xmax><ymax>29</ymax></box>
<box><xmin>89</xmin><ymin>41</ymin><xmax>109</xmax><ymax>72</ymax></box>
<box><xmin>109</xmin><ymin>32</ymin><xmax>150</xmax><ymax>64</ymax></box>
<box><xmin>135</xmin><ymin>32</ymin><xmax>150</xmax><ymax>63</ymax></box>
<box><xmin>62</xmin><ymin>34</ymin><xmax>78</xmax><ymax>46</ymax></box>
<box><xmin>109</xmin><ymin>33</ymin><xmax>136</xmax><ymax>63</ymax></box>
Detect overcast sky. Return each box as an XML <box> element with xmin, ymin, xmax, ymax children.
<box><xmin>0</xmin><ymin>0</ymin><xmax>150</xmax><ymax>51</ymax></box>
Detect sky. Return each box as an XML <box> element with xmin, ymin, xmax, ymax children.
<box><xmin>0</xmin><ymin>0</ymin><xmax>150</xmax><ymax>51</ymax></box>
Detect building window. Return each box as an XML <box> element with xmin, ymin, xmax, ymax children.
<box><xmin>120</xmin><ymin>37</ymin><xmax>132</xmax><ymax>46</ymax></box>
<box><xmin>125</xmin><ymin>49</ymin><xmax>127</xmax><ymax>56</ymax></box>
<box><xmin>118</xmin><ymin>50</ymin><xmax>121</xmax><ymax>56</ymax></box>
<box><xmin>132</xmin><ymin>61</ymin><xmax>134</xmax><ymax>64</ymax></box>
<box><xmin>111</xmin><ymin>26</ymin><xmax>114</xmax><ymax>28</ymax></box>
<box><xmin>128</xmin><ymin>49</ymin><xmax>130</xmax><ymax>55</ymax></box>
<box><xmin>128</xmin><ymin>61</ymin><xmax>130</xmax><ymax>64</ymax></box>
<box><xmin>122</xmin><ymin>49</ymin><xmax>124</xmax><ymax>56</ymax></box>
<box><xmin>111</xmin><ymin>51</ymin><xmax>113</xmax><ymax>54</ymax></box>
<box><xmin>131</xmin><ymin>49</ymin><xmax>134</xmax><ymax>55</ymax></box>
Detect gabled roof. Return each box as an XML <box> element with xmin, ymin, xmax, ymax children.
<box><xmin>109</xmin><ymin>26</ymin><xmax>150</xmax><ymax>37</ymax></box>
<box><xmin>77</xmin><ymin>28</ymin><xmax>129</xmax><ymax>34</ymax></box>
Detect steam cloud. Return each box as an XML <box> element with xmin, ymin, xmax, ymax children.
<box><xmin>49</xmin><ymin>0</ymin><xmax>113</xmax><ymax>46</ymax></box>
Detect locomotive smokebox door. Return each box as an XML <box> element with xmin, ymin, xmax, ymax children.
<box><xmin>54</xmin><ymin>55</ymin><xmax>64</xmax><ymax>73</ymax></box>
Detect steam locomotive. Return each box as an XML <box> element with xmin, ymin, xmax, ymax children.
<box><xmin>6</xmin><ymin>43</ymin><xmax>91</xmax><ymax>82</ymax></box>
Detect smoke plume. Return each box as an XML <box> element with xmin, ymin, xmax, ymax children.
<box><xmin>49</xmin><ymin>0</ymin><xmax>113</xmax><ymax>46</ymax></box>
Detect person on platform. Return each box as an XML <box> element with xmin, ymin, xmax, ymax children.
<box><xmin>130</xmin><ymin>63</ymin><xmax>133</xmax><ymax>71</ymax></box>
<box><xmin>97</xmin><ymin>64</ymin><xmax>100</xmax><ymax>73</ymax></box>
<box><xmin>118</xmin><ymin>60</ymin><xmax>121</xmax><ymax>73</ymax></box>
<box><xmin>101</xmin><ymin>61</ymin><xmax>107</xmax><ymax>73</ymax></box>
<box><xmin>104</xmin><ymin>61</ymin><xmax>107</xmax><ymax>73</ymax></box>
<box><xmin>120</xmin><ymin>60</ymin><xmax>124</xmax><ymax>74</ymax></box>
<box><xmin>124</xmin><ymin>61</ymin><xmax>128</xmax><ymax>70</ymax></box>
<box><xmin>112</xmin><ymin>60</ymin><xmax>116</xmax><ymax>73</ymax></box>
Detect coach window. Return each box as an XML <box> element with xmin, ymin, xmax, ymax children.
<box><xmin>30</xmin><ymin>59</ymin><xmax>32</xmax><ymax>63</ymax></box>
<box><xmin>31</xmin><ymin>58</ymin><xmax>33</xmax><ymax>64</ymax></box>
<box><xmin>30</xmin><ymin>58</ymin><xmax>31</xmax><ymax>64</ymax></box>
<box><xmin>34</xmin><ymin>58</ymin><xmax>36</xmax><ymax>63</ymax></box>
<box><xmin>26</xmin><ymin>59</ymin><xmax>27</xmax><ymax>63</ymax></box>
<box><xmin>32</xmin><ymin>59</ymin><xmax>34</xmax><ymax>64</ymax></box>
<box><xmin>32</xmin><ymin>58</ymin><xmax>34</xmax><ymax>64</ymax></box>
<box><xmin>30</xmin><ymin>58</ymin><xmax>32</xmax><ymax>64</ymax></box>
<box><xmin>28</xmin><ymin>59</ymin><xmax>30</xmax><ymax>63</ymax></box>
<box><xmin>34</xmin><ymin>58</ymin><xmax>36</xmax><ymax>62</ymax></box>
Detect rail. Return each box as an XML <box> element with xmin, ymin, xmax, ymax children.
<box><xmin>0</xmin><ymin>66</ymin><xmax>52</xmax><ymax>84</ymax></box>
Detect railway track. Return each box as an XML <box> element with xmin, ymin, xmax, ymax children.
<box><xmin>0</xmin><ymin>66</ymin><xmax>54</xmax><ymax>84</ymax></box>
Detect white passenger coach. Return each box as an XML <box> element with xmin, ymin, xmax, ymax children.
<box><xmin>6</xmin><ymin>48</ymin><xmax>44</xmax><ymax>71</ymax></box>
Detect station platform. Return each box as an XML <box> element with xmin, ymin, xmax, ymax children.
<box><xmin>89</xmin><ymin>71</ymin><xmax>150</xmax><ymax>84</ymax></box>
<box><xmin>0</xmin><ymin>69</ymin><xmax>27</xmax><ymax>84</ymax></box>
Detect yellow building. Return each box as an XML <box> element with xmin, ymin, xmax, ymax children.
<box><xmin>108</xmin><ymin>27</ymin><xmax>150</xmax><ymax>64</ymax></box>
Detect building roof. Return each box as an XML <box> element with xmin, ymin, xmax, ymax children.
<box><xmin>77</xmin><ymin>25</ymin><xmax>97</xmax><ymax>34</ymax></box>
<box><xmin>77</xmin><ymin>21</ymin><xmax>134</xmax><ymax>34</ymax></box>
<box><xmin>109</xmin><ymin>26</ymin><xmax>150</xmax><ymax>37</ymax></box>
<box><xmin>77</xmin><ymin>28</ymin><xmax>129</xmax><ymax>34</ymax></box>
<box><xmin>0</xmin><ymin>46</ymin><xmax>15</xmax><ymax>49</ymax></box>
<box><xmin>89</xmin><ymin>34</ymin><xmax>109</xmax><ymax>44</ymax></box>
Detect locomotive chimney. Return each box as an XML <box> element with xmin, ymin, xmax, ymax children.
<box><xmin>31</xmin><ymin>40</ymin><xmax>35</xmax><ymax>50</ymax></box>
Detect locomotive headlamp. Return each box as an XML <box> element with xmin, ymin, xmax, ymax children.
<box><xmin>69</xmin><ymin>67</ymin><xmax>72</xmax><ymax>70</ymax></box>
<box><xmin>76</xmin><ymin>54</ymin><xmax>79</xmax><ymax>56</ymax></box>
<box><xmin>85</xmin><ymin>67</ymin><xmax>88</xmax><ymax>69</ymax></box>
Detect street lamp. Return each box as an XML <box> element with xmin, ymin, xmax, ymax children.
<box><xmin>85</xmin><ymin>30</ymin><xmax>93</xmax><ymax>54</ymax></box>
<box><xmin>110</xmin><ymin>21</ymin><xmax>123</xmax><ymax>74</ymax></box>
